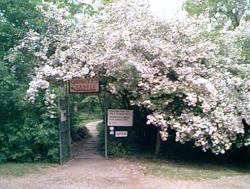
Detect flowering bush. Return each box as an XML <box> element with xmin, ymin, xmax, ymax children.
<box><xmin>10</xmin><ymin>0</ymin><xmax>250</xmax><ymax>154</ymax></box>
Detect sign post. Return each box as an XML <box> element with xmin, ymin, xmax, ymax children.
<box><xmin>105</xmin><ymin>112</ymin><xmax>108</xmax><ymax>159</ymax></box>
<box><xmin>107</xmin><ymin>109</ymin><xmax>133</xmax><ymax>149</ymax></box>
<box><xmin>105</xmin><ymin>109</ymin><xmax>133</xmax><ymax>158</ymax></box>
<box><xmin>102</xmin><ymin>90</ymin><xmax>109</xmax><ymax>159</ymax></box>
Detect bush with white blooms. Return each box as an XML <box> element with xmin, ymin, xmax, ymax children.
<box><xmin>9</xmin><ymin>0</ymin><xmax>250</xmax><ymax>154</ymax></box>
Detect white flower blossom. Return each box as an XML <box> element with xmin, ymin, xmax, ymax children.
<box><xmin>10</xmin><ymin>0</ymin><xmax>250</xmax><ymax>154</ymax></box>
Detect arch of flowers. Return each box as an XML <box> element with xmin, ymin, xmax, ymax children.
<box><xmin>10</xmin><ymin>0</ymin><xmax>250</xmax><ymax>154</ymax></box>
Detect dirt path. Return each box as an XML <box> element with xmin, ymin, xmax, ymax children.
<box><xmin>0</xmin><ymin>121</ymin><xmax>249</xmax><ymax>189</ymax></box>
<box><xmin>71</xmin><ymin>120</ymin><xmax>103</xmax><ymax>160</ymax></box>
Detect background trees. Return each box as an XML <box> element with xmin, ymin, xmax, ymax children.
<box><xmin>0</xmin><ymin>0</ymin><xmax>59</xmax><ymax>162</ymax></box>
<box><xmin>184</xmin><ymin>0</ymin><xmax>250</xmax><ymax>63</ymax></box>
<box><xmin>15</xmin><ymin>0</ymin><xmax>249</xmax><ymax>156</ymax></box>
<box><xmin>184</xmin><ymin>0</ymin><xmax>248</xmax><ymax>29</ymax></box>
<box><xmin>1</xmin><ymin>0</ymin><xmax>249</xmax><ymax>162</ymax></box>
<box><xmin>0</xmin><ymin>0</ymin><xmax>105</xmax><ymax>162</ymax></box>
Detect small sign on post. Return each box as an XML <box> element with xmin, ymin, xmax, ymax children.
<box><xmin>107</xmin><ymin>109</ymin><xmax>133</xmax><ymax>127</ymax></box>
<box><xmin>69</xmin><ymin>78</ymin><xmax>99</xmax><ymax>93</ymax></box>
<box><xmin>60</xmin><ymin>110</ymin><xmax>67</xmax><ymax>122</ymax></box>
<box><xmin>115</xmin><ymin>131</ymin><xmax>128</xmax><ymax>138</ymax></box>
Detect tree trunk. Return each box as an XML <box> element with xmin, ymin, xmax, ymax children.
<box><xmin>154</xmin><ymin>130</ymin><xmax>161</xmax><ymax>158</ymax></box>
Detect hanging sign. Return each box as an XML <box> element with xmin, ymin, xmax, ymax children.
<box><xmin>115</xmin><ymin>131</ymin><xmax>128</xmax><ymax>138</ymax></box>
<box><xmin>69</xmin><ymin>78</ymin><xmax>99</xmax><ymax>93</ymax></box>
<box><xmin>107</xmin><ymin>109</ymin><xmax>133</xmax><ymax>127</ymax></box>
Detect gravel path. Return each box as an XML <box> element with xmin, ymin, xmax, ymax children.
<box><xmin>0</xmin><ymin>121</ymin><xmax>249</xmax><ymax>189</ymax></box>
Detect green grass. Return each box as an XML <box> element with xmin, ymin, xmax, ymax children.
<box><xmin>135</xmin><ymin>159</ymin><xmax>250</xmax><ymax>180</ymax></box>
<box><xmin>0</xmin><ymin>163</ymin><xmax>56</xmax><ymax>177</ymax></box>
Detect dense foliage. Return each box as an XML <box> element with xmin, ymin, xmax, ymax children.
<box><xmin>0</xmin><ymin>0</ymin><xmax>112</xmax><ymax>162</ymax></box>
<box><xmin>184</xmin><ymin>0</ymin><xmax>250</xmax><ymax>64</ymax></box>
<box><xmin>2</xmin><ymin>0</ymin><xmax>249</xmax><ymax>161</ymax></box>
<box><xmin>0</xmin><ymin>0</ymin><xmax>59</xmax><ymax>162</ymax></box>
<box><xmin>184</xmin><ymin>0</ymin><xmax>248</xmax><ymax>29</ymax></box>
<box><xmin>15</xmin><ymin>0</ymin><xmax>250</xmax><ymax>155</ymax></box>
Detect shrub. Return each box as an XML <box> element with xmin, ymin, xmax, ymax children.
<box><xmin>0</xmin><ymin>101</ymin><xmax>59</xmax><ymax>162</ymax></box>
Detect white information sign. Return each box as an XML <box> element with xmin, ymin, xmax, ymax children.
<box><xmin>108</xmin><ymin>109</ymin><xmax>133</xmax><ymax>127</ymax></box>
<box><xmin>60</xmin><ymin>110</ymin><xmax>67</xmax><ymax>122</ymax></box>
<box><xmin>115</xmin><ymin>131</ymin><xmax>128</xmax><ymax>138</ymax></box>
